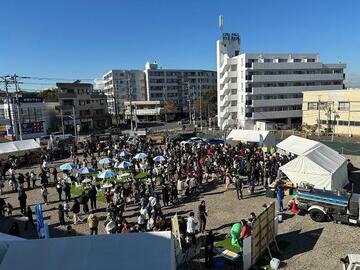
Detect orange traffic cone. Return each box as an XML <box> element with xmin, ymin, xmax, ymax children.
<box><xmin>291</xmin><ymin>199</ymin><xmax>298</xmax><ymax>213</ymax></box>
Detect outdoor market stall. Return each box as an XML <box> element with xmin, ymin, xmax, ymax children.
<box><xmin>279</xmin><ymin>144</ymin><xmax>348</xmax><ymax>191</ymax></box>
<box><xmin>226</xmin><ymin>130</ymin><xmax>276</xmax><ymax>149</ymax></box>
<box><xmin>276</xmin><ymin>135</ymin><xmax>321</xmax><ymax>156</ymax></box>
<box><xmin>0</xmin><ymin>139</ymin><xmax>41</xmax><ymax>158</ymax></box>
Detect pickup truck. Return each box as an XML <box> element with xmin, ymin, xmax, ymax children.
<box><xmin>295</xmin><ymin>182</ymin><xmax>360</xmax><ymax>225</ymax></box>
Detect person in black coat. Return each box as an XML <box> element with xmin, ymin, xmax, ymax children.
<box><xmin>70</xmin><ymin>199</ymin><xmax>81</xmax><ymax>225</ymax></box>
<box><xmin>64</xmin><ymin>182</ymin><xmax>71</xmax><ymax>201</ymax></box>
<box><xmin>58</xmin><ymin>204</ymin><xmax>65</xmax><ymax>225</ymax></box>
<box><xmin>25</xmin><ymin>206</ymin><xmax>36</xmax><ymax>230</ymax></box>
<box><xmin>52</xmin><ymin>168</ymin><xmax>58</xmax><ymax>182</ymax></box>
<box><xmin>56</xmin><ymin>182</ymin><xmax>63</xmax><ymax>202</ymax></box>
<box><xmin>204</xmin><ymin>230</ymin><xmax>215</xmax><ymax>269</ymax></box>
<box><xmin>88</xmin><ymin>185</ymin><xmax>97</xmax><ymax>210</ymax></box>
<box><xmin>198</xmin><ymin>200</ymin><xmax>208</xmax><ymax>234</ymax></box>
<box><xmin>18</xmin><ymin>190</ymin><xmax>27</xmax><ymax>215</ymax></box>
<box><xmin>162</xmin><ymin>184</ymin><xmax>170</xmax><ymax>207</ymax></box>
<box><xmin>80</xmin><ymin>192</ymin><xmax>89</xmax><ymax>214</ymax></box>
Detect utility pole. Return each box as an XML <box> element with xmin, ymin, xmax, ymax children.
<box><xmin>60</xmin><ymin>108</ymin><xmax>65</xmax><ymax>138</ymax></box>
<box><xmin>72</xmin><ymin>106</ymin><xmax>77</xmax><ymax>142</ymax></box>
<box><xmin>162</xmin><ymin>86</ymin><xmax>168</xmax><ymax>122</ymax></box>
<box><xmin>2</xmin><ymin>78</ymin><xmax>15</xmax><ymax>140</ymax></box>
<box><xmin>317</xmin><ymin>97</ymin><xmax>321</xmax><ymax>137</ymax></box>
<box><xmin>128</xmin><ymin>74</ymin><xmax>133</xmax><ymax>132</ymax></box>
<box><xmin>12</xmin><ymin>74</ymin><xmax>23</xmax><ymax>140</ymax></box>
<box><xmin>192</xmin><ymin>84</ymin><xmax>196</xmax><ymax>126</ymax></box>
<box><xmin>187</xmin><ymin>81</ymin><xmax>191</xmax><ymax>124</ymax></box>
<box><xmin>113</xmin><ymin>95</ymin><xmax>119</xmax><ymax>126</ymax></box>
<box><xmin>199</xmin><ymin>82</ymin><xmax>203</xmax><ymax>130</ymax></box>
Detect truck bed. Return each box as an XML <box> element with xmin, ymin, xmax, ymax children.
<box><xmin>297</xmin><ymin>188</ymin><xmax>349</xmax><ymax>207</ymax></box>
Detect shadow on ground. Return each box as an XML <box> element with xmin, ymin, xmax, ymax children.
<box><xmin>278</xmin><ymin>228</ymin><xmax>324</xmax><ymax>261</ymax></box>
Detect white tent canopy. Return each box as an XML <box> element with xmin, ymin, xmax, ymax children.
<box><xmin>0</xmin><ymin>139</ymin><xmax>41</xmax><ymax>157</ymax></box>
<box><xmin>0</xmin><ymin>231</ymin><xmax>175</xmax><ymax>270</ymax></box>
<box><xmin>277</xmin><ymin>135</ymin><xmax>321</xmax><ymax>156</ymax></box>
<box><xmin>280</xmin><ymin>144</ymin><xmax>348</xmax><ymax>190</ymax></box>
<box><xmin>226</xmin><ymin>129</ymin><xmax>276</xmax><ymax>149</ymax></box>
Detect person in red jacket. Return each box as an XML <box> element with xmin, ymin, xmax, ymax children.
<box><xmin>240</xmin><ymin>219</ymin><xmax>251</xmax><ymax>240</ymax></box>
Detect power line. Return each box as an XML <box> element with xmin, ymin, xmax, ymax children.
<box><xmin>0</xmin><ymin>75</ymin><xmax>94</xmax><ymax>81</ymax></box>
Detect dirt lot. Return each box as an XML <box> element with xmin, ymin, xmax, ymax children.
<box><xmin>1</xmin><ymin>155</ymin><xmax>360</xmax><ymax>269</ymax></box>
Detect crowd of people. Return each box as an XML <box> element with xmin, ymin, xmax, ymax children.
<box><xmin>0</xmin><ymin>133</ymin><xmax>294</xmax><ymax>267</ymax></box>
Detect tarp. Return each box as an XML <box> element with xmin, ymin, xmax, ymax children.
<box><xmin>276</xmin><ymin>135</ymin><xmax>321</xmax><ymax>156</ymax></box>
<box><xmin>280</xmin><ymin>144</ymin><xmax>348</xmax><ymax>190</ymax></box>
<box><xmin>0</xmin><ymin>231</ymin><xmax>175</xmax><ymax>270</ymax></box>
<box><xmin>0</xmin><ymin>139</ymin><xmax>41</xmax><ymax>156</ymax></box>
<box><xmin>226</xmin><ymin>130</ymin><xmax>276</xmax><ymax>149</ymax></box>
<box><xmin>0</xmin><ymin>233</ymin><xmax>24</xmax><ymax>265</ymax></box>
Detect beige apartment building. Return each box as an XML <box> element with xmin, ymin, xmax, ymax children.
<box><xmin>302</xmin><ymin>89</ymin><xmax>360</xmax><ymax>136</ymax></box>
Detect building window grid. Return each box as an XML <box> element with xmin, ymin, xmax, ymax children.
<box><xmin>338</xmin><ymin>102</ymin><xmax>350</xmax><ymax>111</ymax></box>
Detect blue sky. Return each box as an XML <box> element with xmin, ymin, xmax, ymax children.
<box><xmin>1</xmin><ymin>0</ymin><xmax>359</xmax><ymax>89</ymax></box>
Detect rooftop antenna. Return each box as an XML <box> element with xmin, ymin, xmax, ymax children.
<box><xmin>219</xmin><ymin>15</ymin><xmax>224</xmax><ymax>35</ymax></box>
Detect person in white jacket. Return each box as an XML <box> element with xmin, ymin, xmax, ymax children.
<box><xmin>186</xmin><ymin>211</ymin><xmax>197</xmax><ymax>243</ymax></box>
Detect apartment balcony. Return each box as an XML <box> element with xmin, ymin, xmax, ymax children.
<box><xmin>59</xmin><ymin>93</ymin><xmax>77</xmax><ymax>99</ymax></box>
<box><xmin>252</xmin><ymin>84</ymin><xmax>343</xmax><ymax>95</ymax></box>
<box><xmin>251</xmin><ymin>73</ymin><xmax>344</xmax><ymax>83</ymax></box>
<box><xmin>220</xmin><ymin>82</ymin><xmax>237</xmax><ymax>97</ymax></box>
<box><xmin>249</xmin><ymin>110</ymin><xmax>302</xmax><ymax>120</ymax></box>
<box><xmin>220</xmin><ymin>94</ymin><xmax>237</xmax><ymax>107</ymax></box>
<box><xmin>251</xmin><ymin>62</ymin><xmax>323</xmax><ymax>70</ymax></box>
<box><xmin>219</xmin><ymin>71</ymin><xmax>237</xmax><ymax>85</ymax></box>
<box><xmin>252</xmin><ymin>98</ymin><xmax>303</xmax><ymax>107</ymax></box>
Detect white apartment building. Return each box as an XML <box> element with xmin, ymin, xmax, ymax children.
<box><xmin>144</xmin><ymin>62</ymin><xmax>217</xmax><ymax>113</ymax></box>
<box><xmin>103</xmin><ymin>70</ymin><xmax>146</xmax><ymax>115</ymax></box>
<box><xmin>217</xmin><ymin>32</ymin><xmax>346</xmax><ymax>130</ymax></box>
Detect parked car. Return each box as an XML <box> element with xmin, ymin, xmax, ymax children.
<box><xmin>180</xmin><ymin>137</ymin><xmax>206</xmax><ymax>146</ymax></box>
<box><xmin>206</xmin><ymin>138</ymin><xmax>224</xmax><ymax>145</ymax></box>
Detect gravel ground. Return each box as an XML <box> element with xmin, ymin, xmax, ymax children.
<box><xmin>1</xmin><ymin>155</ymin><xmax>360</xmax><ymax>269</ymax></box>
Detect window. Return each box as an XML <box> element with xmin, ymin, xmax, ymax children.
<box><xmin>264</xmin><ymin>59</ymin><xmax>273</xmax><ymax>63</ymax></box>
<box><xmin>278</xmin><ymin>59</ymin><xmax>287</xmax><ymax>63</ymax></box>
<box><xmin>230</xmin><ymin>65</ymin><xmax>237</xmax><ymax>71</ymax></box>
<box><xmin>307</xmin><ymin>58</ymin><xmax>316</xmax><ymax>62</ymax></box>
<box><xmin>294</xmin><ymin>58</ymin><xmax>302</xmax><ymax>62</ymax></box>
<box><xmin>231</xmin><ymin>101</ymin><xmax>237</xmax><ymax>106</ymax></box>
<box><xmin>338</xmin><ymin>102</ymin><xmax>350</xmax><ymax>111</ymax></box>
<box><xmin>231</xmin><ymin>89</ymin><xmax>237</xmax><ymax>95</ymax></box>
<box><xmin>308</xmin><ymin>102</ymin><xmax>318</xmax><ymax>110</ymax></box>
